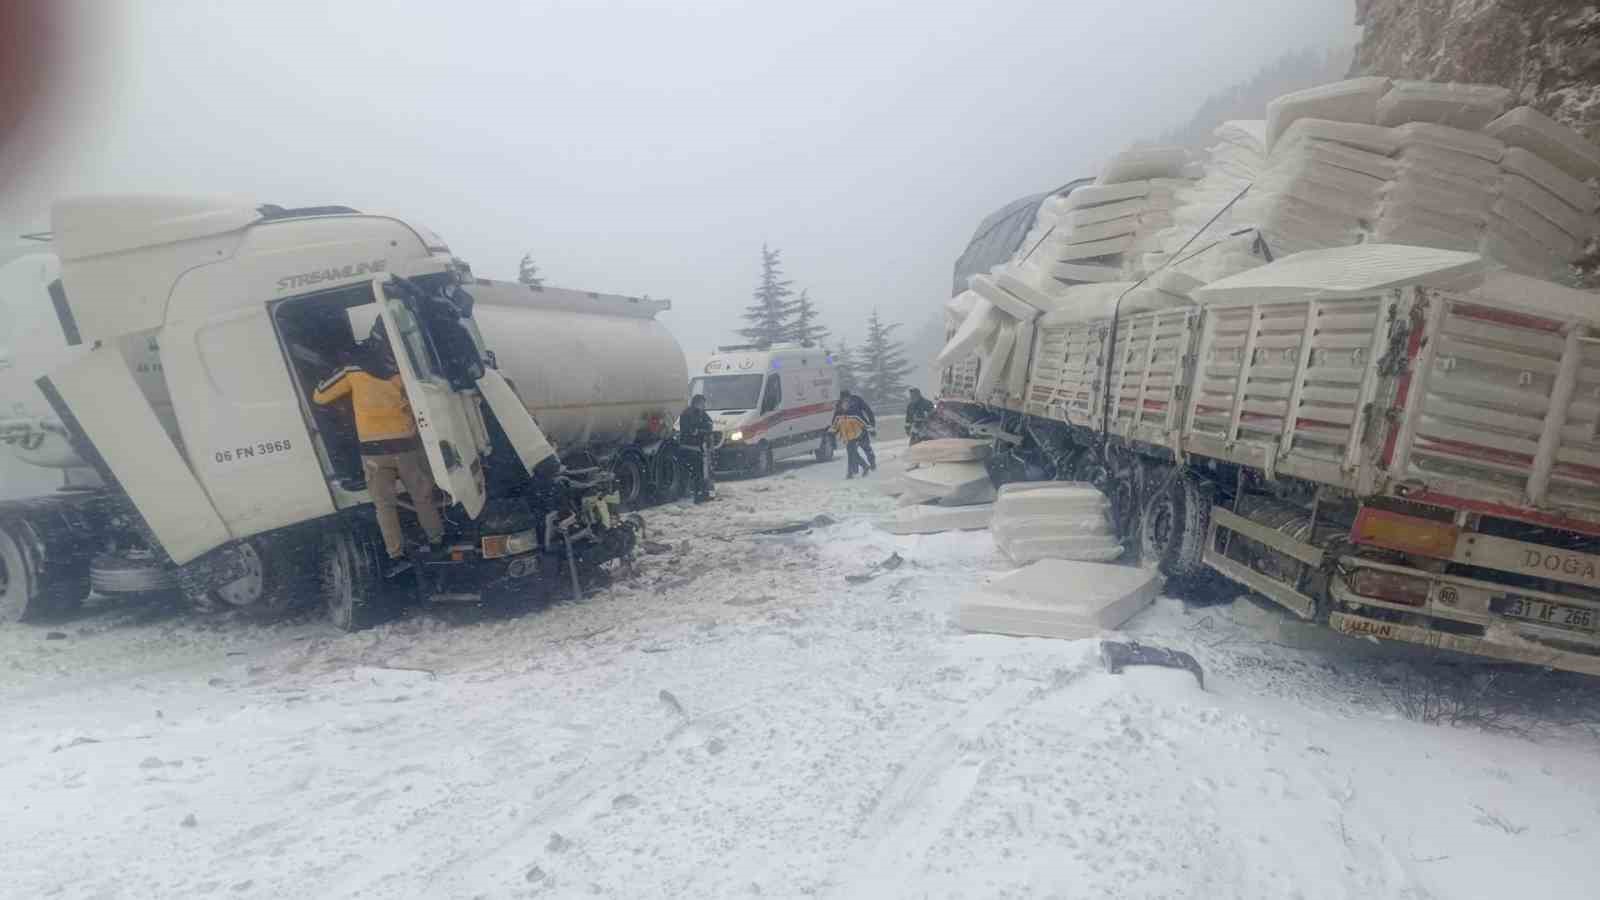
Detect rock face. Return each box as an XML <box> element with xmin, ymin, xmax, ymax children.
<box><xmin>1351</xmin><ymin>1</ymin><xmax>1600</xmax><ymax>145</ymax></box>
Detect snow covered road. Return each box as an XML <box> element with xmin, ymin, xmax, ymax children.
<box><xmin>5</xmin><ymin>440</ymin><xmax>1600</xmax><ymax>899</ymax></box>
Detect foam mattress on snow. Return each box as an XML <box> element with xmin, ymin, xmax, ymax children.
<box><xmin>1484</xmin><ymin>106</ymin><xmax>1600</xmax><ymax>181</ymax></box>
<box><xmin>1375</xmin><ymin>80</ymin><xmax>1512</xmax><ymax>130</ymax></box>
<box><xmin>957</xmin><ymin>559</ymin><xmax>1158</xmax><ymax>639</ymax></box>
<box><xmin>903</xmin><ymin>461</ymin><xmax>996</xmax><ymax>507</ymax></box>
<box><xmin>1265</xmin><ymin>77</ymin><xmax>1391</xmax><ymax>149</ymax></box>
<box><xmin>906</xmin><ymin>438</ymin><xmax>992</xmax><ymax>464</ymax></box>
<box><xmin>878</xmin><ymin>502</ymin><xmax>993</xmax><ymax>535</ymax></box>
<box><xmin>1500</xmin><ymin>147</ymin><xmax>1600</xmax><ymax>214</ymax></box>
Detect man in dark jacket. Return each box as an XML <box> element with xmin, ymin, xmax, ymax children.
<box><xmin>905</xmin><ymin>388</ymin><xmax>934</xmax><ymax>444</ymax></box>
<box><xmin>678</xmin><ymin>394</ymin><xmax>715</xmax><ymax>503</ymax></box>
<box><xmin>841</xmin><ymin>390</ymin><xmax>877</xmax><ymax>472</ymax></box>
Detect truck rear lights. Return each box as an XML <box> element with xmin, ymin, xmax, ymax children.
<box><xmin>1352</xmin><ymin>508</ymin><xmax>1460</xmax><ymax>559</ymax></box>
<box><xmin>1349</xmin><ymin>568</ymin><xmax>1430</xmax><ymax>607</ymax></box>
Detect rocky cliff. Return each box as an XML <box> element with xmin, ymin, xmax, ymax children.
<box><xmin>1351</xmin><ymin>1</ymin><xmax>1600</xmax><ymax>142</ymax></box>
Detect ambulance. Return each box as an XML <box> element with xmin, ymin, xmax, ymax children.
<box><xmin>688</xmin><ymin>343</ymin><xmax>838</xmax><ymax>476</ymax></box>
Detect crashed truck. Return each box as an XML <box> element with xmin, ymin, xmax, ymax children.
<box><xmin>0</xmin><ymin>195</ymin><xmax>648</xmax><ymax>629</ymax></box>
<box><xmin>939</xmin><ymin>238</ymin><xmax>1600</xmax><ymax>676</ymax></box>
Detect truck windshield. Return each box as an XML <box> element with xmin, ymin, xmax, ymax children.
<box><xmin>689</xmin><ymin>374</ymin><xmax>764</xmax><ymax>411</ymax></box>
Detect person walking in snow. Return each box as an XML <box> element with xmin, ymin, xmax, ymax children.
<box><xmin>677</xmin><ymin>394</ymin><xmax>715</xmax><ymax>503</ymax></box>
<box><xmin>313</xmin><ymin>326</ymin><xmax>445</xmax><ymax>569</ymax></box>
<box><xmin>832</xmin><ymin>396</ymin><xmax>869</xmax><ymax>479</ymax></box>
<box><xmin>905</xmin><ymin>387</ymin><xmax>934</xmax><ymax>444</ymax></box>
<box><xmin>843</xmin><ymin>390</ymin><xmax>877</xmax><ymax>472</ymax></box>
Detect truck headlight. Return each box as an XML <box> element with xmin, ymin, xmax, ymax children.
<box><xmin>729</xmin><ymin>430</ymin><xmax>744</xmax><ymax>442</ymax></box>
<box><xmin>483</xmin><ymin>528</ymin><xmax>539</xmax><ymax>559</ymax></box>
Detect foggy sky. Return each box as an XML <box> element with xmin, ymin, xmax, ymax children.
<box><xmin>1</xmin><ymin>0</ymin><xmax>1355</xmax><ymax>352</ymax></box>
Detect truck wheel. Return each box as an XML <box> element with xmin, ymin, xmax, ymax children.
<box><xmin>1142</xmin><ymin>473</ymin><xmax>1212</xmax><ymax>581</ymax></box>
<box><xmin>220</xmin><ymin>534</ymin><xmax>316</xmax><ymax>619</ymax></box>
<box><xmin>320</xmin><ymin>522</ymin><xmax>389</xmax><ymax>632</ymax></box>
<box><xmin>752</xmin><ymin>443</ymin><xmax>774</xmax><ymax>478</ymax></box>
<box><xmin>814</xmin><ymin>435</ymin><xmax>836</xmax><ymax>463</ymax></box>
<box><xmin>650</xmin><ymin>449</ymin><xmax>687</xmax><ymax>503</ymax></box>
<box><xmin>612</xmin><ymin>452</ymin><xmax>646</xmax><ymax>510</ymax></box>
<box><xmin>0</xmin><ymin>522</ymin><xmax>43</xmax><ymax>623</ymax></box>
<box><xmin>0</xmin><ymin>513</ymin><xmax>89</xmax><ymax>622</ymax></box>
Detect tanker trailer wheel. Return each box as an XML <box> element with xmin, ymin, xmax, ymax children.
<box><xmin>611</xmin><ymin>452</ymin><xmax>646</xmax><ymax>510</ymax></box>
<box><xmin>752</xmin><ymin>443</ymin><xmax>774</xmax><ymax>479</ymax></box>
<box><xmin>649</xmin><ymin>447</ymin><xmax>687</xmax><ymax>503</ymax></box>
<box><xmin>1141</xmin><ymin>472</ymin><xmax>1213</xmax><ymax>582</ymax></box>
<box><xmin>320</xmin><ymin>521</ymin><xmax>391</xmax><ymax>632</ymax></box>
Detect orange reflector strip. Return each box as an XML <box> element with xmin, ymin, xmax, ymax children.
<box><xmin>1352</xmin><ymin>508</ymin><xmax>1459</xmax><ymax>559</ymax></box>
<box><xmin>480</xmin><ymin>535</ymin><xmax>507</xmax><ymax>559</ymax></box>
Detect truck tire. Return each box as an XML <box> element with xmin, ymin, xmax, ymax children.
<box><xmin>752</xmin><ymin>443</ymin><xmax>774</xmax><ymax>479</ymax></box>
<box><xmin>1141</xmin><ymin>472</ymin><xmax>1212</xmax><ymax>581</ymax></box>
<box><xmin>222</xmin><ymin>533</ymin><xmax>317</xmax><ymax>619</ymax></box>
<box><xmin>649</xmin><ymin>448</ymin><xmax>686</xmax><ymax>503</ymax></box>
<box><xmin>320</xmin><ymin>521</ymin><xmax>389</xmax><ymax>632</ymax></box>
<box><xmin>0</xmin><ymin>506</ymin><xmax>92</xmax><ymax>623</ymax></box>
<box><xmin>611</xmin><ymin>452</ymin><xmax>646</xmax><ymax>510</ymax></box>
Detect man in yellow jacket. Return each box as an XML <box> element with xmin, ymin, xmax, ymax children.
<box><xmin>313</xmin><ymin>342</ymin><xmax>445</xmax><ymax>563</ymax></box>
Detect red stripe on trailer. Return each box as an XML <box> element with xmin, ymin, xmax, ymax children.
<box><xmin>1404</xmin><ymin>489</ymin><xmax>1600</xmax><ymax>538</ymax></box>
<box><xmin>1451</xmin><ymin>302</ymin><xmax>1564</xmax><ymax>334</ymax></box>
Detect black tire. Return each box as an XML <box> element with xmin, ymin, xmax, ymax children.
<box><xmin>320</xmin><ymin>520</ymin><xmax>390</xmax><ymax>632</ymax></box>
<box><xmin>650</xmin><ymin>448</ymin><xmax>687</xmax><ymax>502</ymax></box>
<box><xmin>1141</xmin><ymin>472</ymin><xmax>1212</xmax><ymax>581</ymax></box>
<box><xmin>0</xmin><ymin>521</ymin><xmax>44</xmax><ymax>623</ymax></box>
<box><xmin>752</xmin><ymin>443</ymin><xmax>774</xmax><ymax>478</ymax></box>
<box><xmin>814</xmin><ymin>434</ymin><xmax>836</xmax><ymax>463</ymax></box>
<box><xmin>0</xmin><ymin>513</ymin><xmax>89</xmax><ymax>623</ymax></box>
<box><xmin>210</xmin><ymin>532</ymin><xmax>317</xmax><ymax>620</ymax></box>
<box><xmin>612</xmin><ymin>452</ymin><xmax>646</xmax><ymax>510</ymax></box>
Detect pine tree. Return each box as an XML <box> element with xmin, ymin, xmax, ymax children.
<box><xmin>831</xmin><ymin>339</ymin><xmax>860</xmax><ymax>396</ymax></box>
<box><xmin>784</xmin><ymin>288</ymin><xmax>830</xmax><ymax>347</ymax></box>
<box><xmin>859</xmin><ymin>308</ymin><xmax>914</xmax><ymax>407</ymax></box>
<box><xmin>518</xmin><ymin>253</ymin><xmax>544</xmax><ymax>290</ymax></box>
<box><xmin>738</xmin><ymin>244</ymin><xmax>793</xmax><ymax>345</ymax></box>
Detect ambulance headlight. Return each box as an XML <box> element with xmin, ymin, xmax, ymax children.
<box><xmin>729</xmin><ymin>430</ymin><xmax>744</xmax><ymax>443</ymax></box>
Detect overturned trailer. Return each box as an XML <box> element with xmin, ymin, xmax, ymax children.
<box><xmin>941</xmin><ymin>242</ymin><xmax>1600</xmax><ymax>676</ymax></box>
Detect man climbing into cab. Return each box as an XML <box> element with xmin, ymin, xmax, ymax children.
<box><xmin>905</xmin><ymin>387</ymin><xmax>934</xmax><ymax>444</ymax></box>
<box><xmin>314</xmin><ymin>323</ymin><xmax>445</xmax><ymax>571</ymax></box>
<box><xmin>678</xmin><ymin>393</ymin><xmax>715</xmax><ymax>504</ymax></box>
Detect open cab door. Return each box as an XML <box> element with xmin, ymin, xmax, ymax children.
<box><xmin>371</xmin><ymin>278</ymin><xmax>490</xmax><ymax>518</ymax></box>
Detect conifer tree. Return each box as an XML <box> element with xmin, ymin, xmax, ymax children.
<box><xmin>859</xmin><ymin>309</ymin><xmax>913</xmax><ymax>406</ymax></box>
<box><xmin>517</xmin><ymin>253</ymin><xmax>544</xmax><ymax>289</ymax></box>
<box><xmin>738</xmin><ymin>244</ymin><xmax>793</xmax><ymax>344</ymax></box>
<box><xmin>784</xmin><ymin>288</ymin><xmax>830</xmax><ymax>347</ymax></box>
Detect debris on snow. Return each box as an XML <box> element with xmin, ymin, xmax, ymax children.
<box><xmin>902</xmin><ymin>461</ymin><xmax>996</xmax><ymax>507</ymax></box>
<box><xmin>179</xmin><ymin>813</ymin><xmax>197</xmax><ymax>828</ymax></box>
<box><xmin>845</xmin><ymin>552</ymin><xmax>904</xmax><ymax>584</ymax></box>
<box><xmin>877</xmin><ymin>502</ymin><xmax>994</xmax><ymax>535</ymax></box>
<box><xmin>905</xmin><ymin>438</ymin><xmax>992</xmax><ymax>465</ymax></box>
<box><xmin>1100</xmin><ymin>640</ymin><xmax>1206</xmax><ymax>689</ymax></box>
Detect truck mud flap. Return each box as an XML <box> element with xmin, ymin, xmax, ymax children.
<box><xmin>1202</xmin><ymin>505</ymin><xmax>1320</xmax><ymax>620</ymax></box>
<box><xmin>1329</xmin><ymin>611</ymin><xmax>1600</xmax><ymax>677</ymax></box>
<box><xmin>37</xmin><ymin>349</ymin><xmax>230</xmax><ymax>564</ymax></box>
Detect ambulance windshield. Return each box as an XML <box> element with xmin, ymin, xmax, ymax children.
<box><xmin>689</xmin><ymin>373</ymin><xmax>764</xmax><ymax>411</ymax></box>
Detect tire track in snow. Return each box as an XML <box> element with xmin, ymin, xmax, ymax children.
<box><xmin>825</xmin><ymin>670</ymin><xmax>1081</xmax><ymax>898</ymax></box>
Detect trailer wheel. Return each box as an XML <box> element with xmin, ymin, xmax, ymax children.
<box><xmin>611</xmin><ymin>452</ymin><xmax>646</xmax><ymax>510</ymax></box>
<box><xmin>320</xmin><ymin>521</ymin><xmax>389</xmax><ymax>632</ymax></box>
<box><xmin>752</xmin><ymin>443</ymin><xmax>774</xmax><ymax>478</ymax></box>
<box><xmin>1142</xmin><ymin>473</ymin><xmax>1212</xmax><ymax>581</ymax></box>
<box><xmin>650</xmin><ymin>448</ymin><xmax>687</xmax><ymax>503</ymax></box>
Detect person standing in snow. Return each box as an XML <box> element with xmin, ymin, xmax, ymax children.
<box><xmin>843</xmin><ymin>390</ymin><xmax>877</xmax><ymax>471</ymax></box>
<box><xmin>677</xmin><ymin>394</ymin><xmax>715</xmax><ymax>503</ymax></box>
<box><xmin>905</xmin><ymin>387</ymin><xmax>934</xmax><ymax>444</ymax></box>
<box><xmin>313</xmin><ymin>327</ymin><xmax>444</xmax><ymax>568</ymax></box>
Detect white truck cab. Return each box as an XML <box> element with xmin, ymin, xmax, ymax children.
<box><xmin>1</xmin><ymin>195</ymin><xmax>636</xmax><ymax>629</ymax></box>
<box><xmin>688</xmin><ymin>343</ymin><xmax>838</xmax><ymax>476</ymax></box>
